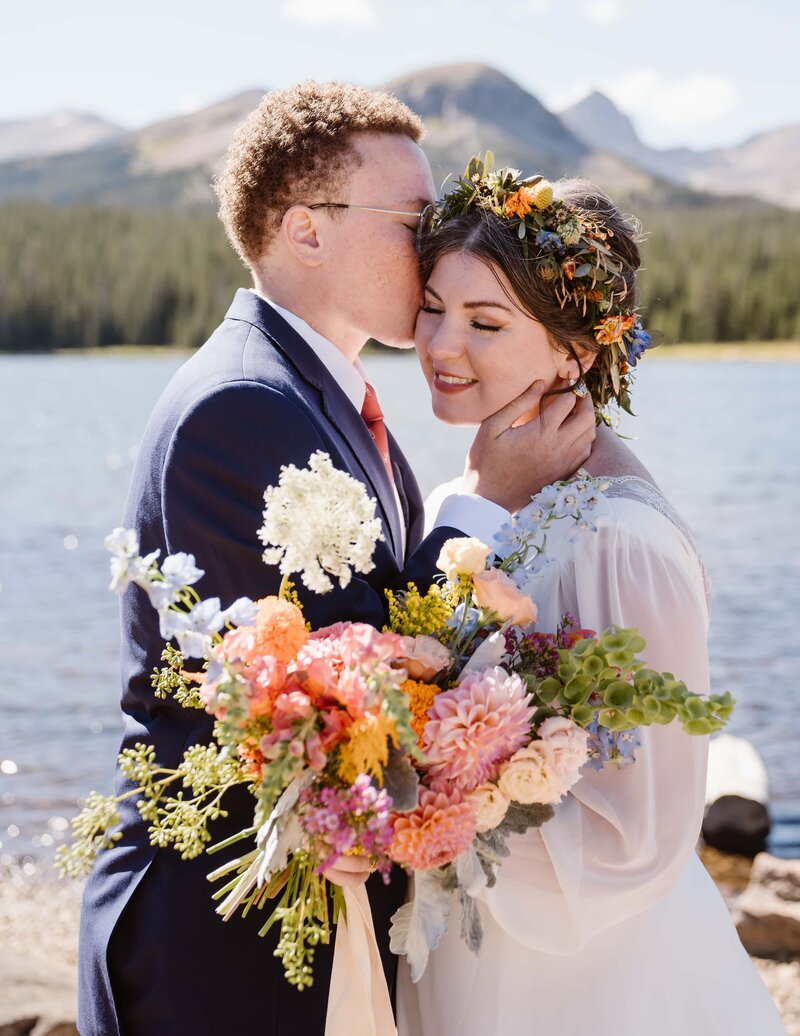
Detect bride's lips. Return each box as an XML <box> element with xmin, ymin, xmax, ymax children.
<box><xmin>432</xmin><ymin>368</ymin><xmax>478</xmax><ymax>394</ymax></box>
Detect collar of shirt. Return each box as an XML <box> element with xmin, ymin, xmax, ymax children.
<box><xmin>250</xmin><ymin>290</ymin><xmax>366</xmax><ymax>412</ymax></box>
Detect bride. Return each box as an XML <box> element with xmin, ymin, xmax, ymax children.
<box><xmin>397</xmin><ymin>164</ymin><xmax>785</xmax><ymax>1034</ymax></box>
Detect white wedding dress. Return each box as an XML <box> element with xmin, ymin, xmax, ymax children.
<box><xmin>398</xmin><ymin>475</ymin><xmax>785</xmax><ymax>1035</ymax></box>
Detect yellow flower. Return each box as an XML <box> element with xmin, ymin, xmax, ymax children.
<box><xmin>532</xmin><ymin>181</ymin><xmax>553</xmax><ymax>209</ymax></box>
<box><xmin>385</xmin><ymin>582</ymin><xmax>456</xmax><ymax>639</ymax></box>
<box><xmin>402</xmin><ymin>678</ymin><xmax>440</xmax><ymax>747</ymax></box>
<box><xmin>337</xmin><ymin>711</ymin><xmax>398</xmax><ymax>783</ymax></box>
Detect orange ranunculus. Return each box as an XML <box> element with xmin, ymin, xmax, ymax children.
<box><xmin>503</xmin><ymin>186</ymin><xmax>537</xmax><ymax>219</ymax></box>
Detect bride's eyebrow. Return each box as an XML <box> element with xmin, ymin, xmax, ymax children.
<box><xmin>463</xmin><ymin>300</ymin><xmax>513</xmax><ymax>313</ymax></box>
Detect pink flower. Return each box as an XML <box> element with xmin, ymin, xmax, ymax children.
<box><xmin>396</xmin><ymin>635</ymin><xmax>451</xmax><ymax>681</ymax></box>
<box><xmin>390</xmin><ymin>788</ymin><xmax>477</xmax><ymax>870</ymax></box>
<box><xmin>422</xmin><ymin>666</ymin><xmax>534</xmax><ymax>791</ymax></box>
<box><xmin>473</xmin><ymin>569</ymin><xmax>537</xmax><ymax>626</ymax></box>
<box><xmin>272</xmin><ymin>689</ymin><xmax>314</xmax><ymax>727</ymax></box>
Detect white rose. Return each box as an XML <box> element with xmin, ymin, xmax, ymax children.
<box><xmin>437</xmin><ymin>537</ymin><xmax>492</xmax><ymax>581</ymax></box>
<box><xmin>537</xmin><ymin>716</ymin><xmax>589</xmax><ymax>793</ymax></box>
<box><xmin>467</xmin><ymin>783</ymin><xmax>510</xmax><ymax>833</ymax></box>
<box><xmin>497</xmin><ymin>743</ymin><xmax>564</xmax><ymax>805</ymax></box>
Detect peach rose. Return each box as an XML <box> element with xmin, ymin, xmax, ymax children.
<box><xmin>473</xmin><ymin>569</ymin><xmax>537</xmax><ymax>626</ymax></box>
<box><xmin>396</xmin><ymin>635</ymin><xmax>451</xmax><ymax>681</ymax></box>
<box><xmin>467</xmin><ymin>782</ymin><xmax>511</xmax><ymax>833</ymax></box>
<box><xmin>437</xmin><ymin>537</ymin><xmax>492</xmax><ymax>581</ymax></box>
<box><xmin>497</xmin><ymin>743</ymin><xmax>563</xmax><ymax>805</ymax></box>
<box><xmin>537</xmin><ymin>716</ymin><xmax>589</xmax><ymax>793</ymax></box>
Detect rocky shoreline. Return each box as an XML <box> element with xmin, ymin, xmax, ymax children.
<box><xmin>1</xmin><ymin>849</ymin><xmax>798</xmax><ymax>1035</ymax></box>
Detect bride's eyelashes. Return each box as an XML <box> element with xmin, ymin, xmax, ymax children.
<box><xmin>420</xmin><ymin>304</ymin><xmax>501</xmax><ymax>334</ymax></box>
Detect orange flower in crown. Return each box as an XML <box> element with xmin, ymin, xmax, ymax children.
<box><xmin>594</xmin><ymin>314</ymin><xmax>636</xmax><ymax>346</ymax></box>
<box><xmin>503</xmin><ymin>185</ymin><xmax>537</xmax><ymax>218</ymax></box>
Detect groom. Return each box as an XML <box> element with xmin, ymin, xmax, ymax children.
<box><xmin>77</xmin><ymin>81</ymin><xmax>595</xmax><ymax>1035</ymax></box>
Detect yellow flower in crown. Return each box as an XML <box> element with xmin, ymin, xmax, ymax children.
<box><xmin>531</xmin><ymin>181</ymin><xmax>553</xmax><ymax>209</ymax></box>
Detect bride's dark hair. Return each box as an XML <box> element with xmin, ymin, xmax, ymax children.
<box><xmin>418</xmin><ymin>179</ymin><xmax>643</xmax><ymax>410</ymax></box>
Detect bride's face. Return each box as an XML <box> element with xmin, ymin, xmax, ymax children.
<box><xmin>415</xmin><ymin>252</ymin><xmax>579</xmax><ymax>426</ymax></box>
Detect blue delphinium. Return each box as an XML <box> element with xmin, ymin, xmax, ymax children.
<box><xmin>584</xmin><ymin>718</ymin><xmax>641</xmax><ymax>770</ymax></box>
<box><xmin>534</xmin><ymin>230</ymin><xmax>562</xmax><ymax>254</ymax></box>
<box><xmin>624</xmin><ymin>320</ymin><xmax>651</xmax><ymax>366</ymax></box>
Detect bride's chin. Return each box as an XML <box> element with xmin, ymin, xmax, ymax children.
<box><xmin>430</xmin><ymin>399</ymin><xmax>481</xmax><ymax>427</ymax></box>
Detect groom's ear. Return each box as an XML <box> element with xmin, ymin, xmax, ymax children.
<box><xmin>281</xmin><ymin>205</ymin><xmax>324</xmax><ymax>267</ymax></box>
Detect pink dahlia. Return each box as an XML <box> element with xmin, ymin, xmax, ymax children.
<box><xmin>390</xmin><ymin>788</ymin><xmax>477</xmax><ymax>870</ymax></box>
<box><xmin>422</xmin><ymin>666</ymin><xmax>534</xmax><ymax>791</ymax></box>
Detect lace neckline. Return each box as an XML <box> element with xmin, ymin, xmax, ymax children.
<box><xmin>599</xmin><ymin>475</ymin><xmax>711</xmax><ymax>601</ymax></box>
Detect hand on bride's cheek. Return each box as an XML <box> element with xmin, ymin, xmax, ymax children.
<box><xmin>414</xmin><ymin>252</ymin><xmax>577</xmax><ymax>426</ymax></box>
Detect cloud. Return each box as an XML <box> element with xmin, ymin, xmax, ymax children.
<box><xmin>605</xmin><ymin>68</ymin><xmax>736</xmax><ymax>131</ymax></box>
<box><xmin>581</xmin><ymin>0</ymin><xmax>621</xmax><ymax>22</ymax></box>
<box><xmin>528</xmin><ymin>0</ymin><xmax>553</xmax><ymax>11</ymax></box>
<box><xmin>283</xmin><ymin>0</ymin><xmax>375</xmax><ymax>26</ymax></box>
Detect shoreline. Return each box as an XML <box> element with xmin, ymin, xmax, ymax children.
<box><xmin>1</xmin><ymin>849</ymin><xmax>798</xmax><ymax>1034</ymax></box>
<box><xmin>1</xmin><ymin>340</ymin><xmax>799</xmax><ymax>361</ymax></box>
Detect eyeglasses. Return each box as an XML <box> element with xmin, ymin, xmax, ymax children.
<box><xmin>307</xmin><ymin>201</ymin><xmax>437</xmax><ymax>247</ymax></box>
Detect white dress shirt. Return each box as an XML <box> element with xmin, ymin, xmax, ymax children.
<box><xmin>251</xmin><ymin>290</ymin><xmax>510</xmax><ymax>553</ymax></box>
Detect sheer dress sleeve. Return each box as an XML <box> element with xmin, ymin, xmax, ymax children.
<box><xmin>483</xmin><ymin>497</ymin><xmax>711</xmax><ymax>954</ymax></box>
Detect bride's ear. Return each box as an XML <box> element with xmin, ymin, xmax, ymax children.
<box><xmin>557</xmin><ymin>343</ymin><xmax>597</xmax><ymax>383</ymax></box>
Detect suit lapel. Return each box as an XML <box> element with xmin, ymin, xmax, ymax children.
<box><xmin>225</xmin><ymin>290</ymin><xmax>404</xmax><ymax>563</ymax></box>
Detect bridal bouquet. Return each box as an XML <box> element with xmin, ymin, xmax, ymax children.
<box><xmin>57</xmin><ymin>453</ymin><xmax>734</xmax><ymax>989</ymax></box>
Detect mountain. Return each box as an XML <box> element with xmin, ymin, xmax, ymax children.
<box><xmin>560</xmin><ymin>91</ymin><xmax>705</xmax><ymax>182</ymax></box>
<box><xmin>0</xmin><ymin>110</ymin><xmax>124</xmax><ymax>163</ymax></box>
<box><xmin>385</xmin><ymin>63</ymin><xmax>589</xmax><ymax>180</ymax></box>
<box><xmin>685</xmin><ymin>124</ymin><xmax>800</xmax><ymax>209</ymax></box>
<box><xmin>560</xmin><ymin>91</ymin><xmax>800</xmax><ymax>209</ymax></box>
<box><xmin>0</xmin><ymin>67</ymin><xmax>795</xmax><ymax>211</ymax></box>
<box><xmin>0</xmin><ymin>90</ymin><xmax>265</xmax><ymax>207</ymax></box>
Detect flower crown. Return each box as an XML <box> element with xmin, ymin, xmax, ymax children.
<box><xmin>431</xmin><ymin>152</ymin><xmax>657</xmax><ymax>419</ymax></box>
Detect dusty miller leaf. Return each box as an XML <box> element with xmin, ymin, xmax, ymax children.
<box><xmin>459</xmin><ymin>888</ymin><xmax>484</xmax><ymax>955</ymax></box>
<box><xmin>389</xmin><ymin>869</ymin><xmax>453</xmax><ymax>982</ymax></box>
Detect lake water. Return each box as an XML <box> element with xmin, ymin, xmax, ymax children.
<box><xmin>1</xmin><ymin>351</ymin><xmax>799</xmax><ymax>877</ymax></box>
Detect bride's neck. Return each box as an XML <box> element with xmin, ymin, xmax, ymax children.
<box><xmin>582</xmin><ymin>425</ymin><xmax>658</xmax><ymax>486</ymax></box>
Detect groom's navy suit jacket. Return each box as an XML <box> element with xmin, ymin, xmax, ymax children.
<box><xmin>78</xmin><ymin>290</ymin><xmax>461</xmax><ymax>1036</ymax></box>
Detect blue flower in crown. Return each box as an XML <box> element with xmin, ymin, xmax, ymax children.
<box><xmin>625</xmin><ymin>319</ymin><xmax>652</xmax><ymax>367</ymax></box>
<box><xmin>534</xmin><ymin>230</ymin><xmax>562</xmax><ymax>254</ymax></box>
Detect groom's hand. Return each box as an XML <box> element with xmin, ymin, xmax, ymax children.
<box><xmin>464</xmin><ymin>380</ymin><xmax>596</xmax><ymax>513</ymax></box>
<box><xmin>323</xmin><ymin>854</ymin><xmax>373</xmax><ymax>889</ymax></box>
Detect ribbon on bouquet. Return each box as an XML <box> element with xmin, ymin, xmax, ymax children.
<box><xmin>325</xmin><ymin>883</ymin><xmax>397</xmax><ymax>1036</ymax></box>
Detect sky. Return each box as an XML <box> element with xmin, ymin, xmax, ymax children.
<box><xmin>2</xmin><ymin>0</ymin><xmax>798</xmax><ymax>151</ymax></box>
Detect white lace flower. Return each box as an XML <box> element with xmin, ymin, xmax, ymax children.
<box><xmin>257</xmin><ymin>451</ymin><xmax>384</xmax><ymax>594</ymax></box>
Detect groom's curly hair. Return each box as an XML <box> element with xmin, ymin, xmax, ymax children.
<box><xmin>214</xmin><ymin>82</ymin><xmax>425</xmax><ymax>266</ymax></box>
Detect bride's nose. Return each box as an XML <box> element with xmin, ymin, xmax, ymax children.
<box><xmin>425</xmin><ymin>321</ymin><xmax>463</xmax><ymax>361</ymax></box>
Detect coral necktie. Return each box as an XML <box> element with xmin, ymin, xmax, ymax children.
<box><xmin>360</xmin><ymin>382</ymin><xmax>394</xmax><ymax>483</ymax></box>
